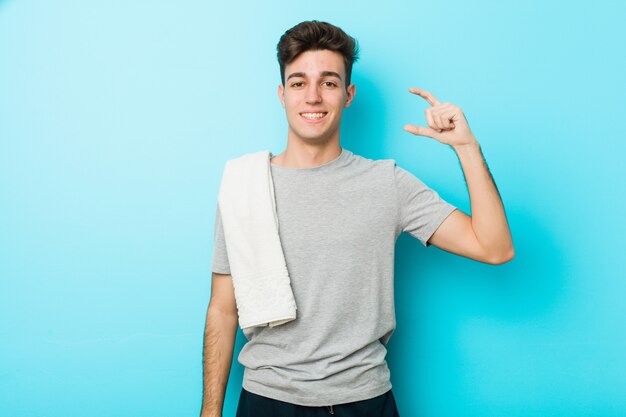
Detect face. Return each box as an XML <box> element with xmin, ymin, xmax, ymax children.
<box><xmin>278</xmin><ymin>49</ymin><xmax>356</xmax><ymax>146</ymax></box>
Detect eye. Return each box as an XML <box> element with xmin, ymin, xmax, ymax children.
<box><xmin>290</xmin><ymin>81</ymin><xmax>304</xmax><ymax>88</ymax></box>
<box><xmin>322</xmin><ymin>81</ymin><xmax>338</xmax><ymax>88</ymax></box>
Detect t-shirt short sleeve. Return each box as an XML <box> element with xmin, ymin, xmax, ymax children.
<box><xmin>211</xmin><ymin>204</ymin><xmax>231</xmax><ymax>274</ymax></box>
<box><xmin>395</xmin><ymin>164</ymin><xmax>457</xmax><ymax>247</ymax></box>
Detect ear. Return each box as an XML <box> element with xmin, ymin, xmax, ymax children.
<box><xmin>344</xmin><ymin>83</ymin><xmax>356</xmax><ymax>108</ymax></box>
<box><xmin>278</xmin><ymin>84</ymin><xmax>285</xmax><ymax>108</ymax></box>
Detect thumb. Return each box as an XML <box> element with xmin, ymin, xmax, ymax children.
<box><xmin>403</xmin><ymin>124</ymin><xmax>440</xmax><ymax>139</ymax></box>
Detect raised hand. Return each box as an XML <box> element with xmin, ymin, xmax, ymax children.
<box><xmin>403</xmin><ymin>88</ymin><xmax>477</xmax><ymax>148</ymax></box>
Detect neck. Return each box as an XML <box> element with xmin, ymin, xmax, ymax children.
<box><xmin>272</xmin><ymin>138</ymin><xmax>342</xmax><ymax>169</ymax></box>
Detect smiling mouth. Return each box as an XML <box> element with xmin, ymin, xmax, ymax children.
<box><xmin>300</xmin><ymin>112</ymin><xmax>328</xmax><ymax>120</ymax></box>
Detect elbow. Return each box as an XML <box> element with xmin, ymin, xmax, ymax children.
<box><xmin>484</xmin><ymin>245</ymin><xmax>515</xmax><ymax>265</ymax></box>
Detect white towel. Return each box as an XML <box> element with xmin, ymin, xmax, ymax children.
<box><xmin>217</xmin><ymin>150</ymin><xmax>297</xmax><ymax>329</ymax></box>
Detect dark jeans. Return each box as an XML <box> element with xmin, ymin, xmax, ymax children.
<box><xmin>235</xmin><ymin>388</ymin><xmax>400</xmax><ymax>417</ymax></box>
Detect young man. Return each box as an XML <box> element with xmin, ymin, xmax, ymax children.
<box><xmin>201</xmin><ymin>21</ymin><xmax>514</xmax><ymax>417</ymax></box>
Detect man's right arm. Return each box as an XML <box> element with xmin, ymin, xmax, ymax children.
<box><xmin>200</xmin><ymin>272</ymin><xmax>239</xmax><ymax>417</ymax></box>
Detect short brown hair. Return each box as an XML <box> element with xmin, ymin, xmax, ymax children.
<box><xmin>276</xmin><ymin>21</ymin><xmax>359</xmax><ymax>86</ymax></box>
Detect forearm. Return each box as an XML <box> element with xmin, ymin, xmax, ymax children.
<box><xmin>453</xmin><ymin>141</ymin><xmax>514</xmax><ymax>261</ymax></box>
<box><xmin>200</xmin><ymin>306</ymin><xmax>238</xmax><ymax>417</ymax></box>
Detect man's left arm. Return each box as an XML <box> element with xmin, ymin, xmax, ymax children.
<box><xmin>403</xmin><ymin>88</ymin><xmax>514</xmax><ymax>265</ymax></box>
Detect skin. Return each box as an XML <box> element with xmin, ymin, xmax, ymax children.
<box><xmin>272</xmin><ymin>49</ymin><xmax>355</xmax><ymax>168</ymax></box>
<box><xmin>200</xmin><ymin>47</ymin><xmax>514</xmax><ymax>417</ymax></box>
<box><xmin>273</xmin><ymin>49</ymin><xmax>514</xmax><ymax>264</ymax></box>
<box><xmin>403</xmin><ymin>88</ymin><xmax>514</xmax><ymax>264</ymax></box>
<box><xmin>200</xmin><ymin>273</ymin><xmax>237</xmax><ymax>417</ymax></box>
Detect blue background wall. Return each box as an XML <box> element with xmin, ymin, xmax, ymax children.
<box><xmin>1</xmin><ymin>1</ymin><xmax>625</xmax><ymax>416</ymax></box>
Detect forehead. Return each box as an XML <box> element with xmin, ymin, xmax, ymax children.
<box><xmin>285</xmin><ymin>49</ymin><xmax>346</xmax><ymax>78</ymax></box>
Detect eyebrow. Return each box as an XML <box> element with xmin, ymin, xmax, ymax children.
<box><xmin>286</xmin><ymin>71</ymin><xmax>343</xmax><ymax>82</ymax></box>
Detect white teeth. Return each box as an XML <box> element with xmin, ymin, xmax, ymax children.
<box><xmin>301</xmin><ymin>112</ymin><xmax>326</xmax><ymax>120</ymax></box>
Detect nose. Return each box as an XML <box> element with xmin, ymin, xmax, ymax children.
<box><xmin>305</xmin><ymin>84</ymin><xmax>322</xmax><ymax>104</ymax></box>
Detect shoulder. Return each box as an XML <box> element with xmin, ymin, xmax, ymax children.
<box><xmin>345</xmin><ymin>150</ymin><xmax>397</xmax><ymax>172</ymax></box>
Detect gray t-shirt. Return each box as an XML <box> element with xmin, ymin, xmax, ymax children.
<box><xmin>211</xmin><ymin>148</ymin><xmax>456</xmax><ymax>407</ymax></box>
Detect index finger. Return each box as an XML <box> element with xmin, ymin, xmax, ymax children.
<box><xmin>408</xmin><ymin>87</ymin><xmax>441</xmax><ymax>106</ymax></box>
